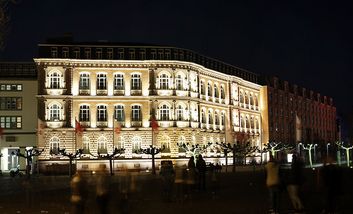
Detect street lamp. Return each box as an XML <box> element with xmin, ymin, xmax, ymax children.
<box><xmin>326</xmin><ymin>143</ymin><xmax>331</xmax><ymax>158</ymax></box>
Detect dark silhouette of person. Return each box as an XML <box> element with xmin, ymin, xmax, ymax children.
<box><xmin>321</xmin><ymin>156</ymin><xmax>342</xmax><ymax>214</ymax></box>
<box><xmin>186</xmin><ymin>156</ymin><xmax>196</xmax><ymax>198</ymax></box>
<box><xmin>265</xmin><ymin>154</ymin><xmax>280</xmax><ymax>214</ymax></box>
<box><xmin>160</xmin><ymin>161</ymin><xmax>175</xmax><ymax>202</ymax></box>
<box><xmin>196</xmin><ymin>154</ymin><xmax>207</xmax><ymax>190</ymax></box>
<box><xmin>96</xmin><ymin>164</ymin><xmax>110</xmax><ymax>214</ymax></box>
<box><xmin>286</xmin><ymin>154</ymin><xmax>305</xmax><ymax>212</ymax></box>
<box><xmin>70</xmin><ymin>170</ymin><xmax>88</xmax><ymax>214</ymax></box>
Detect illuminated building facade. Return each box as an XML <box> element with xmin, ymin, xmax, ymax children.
<box><xmin>0</xmin><ymin>62</ymin><xmax>38</xmax><ymax>172</ymax></box>
<box><xmin>262</xmin><ymin>76</ymin><xmax>337</xmax><ymax>145</ymax></box>
<box><xmin>35</xmin><ymin>41</ymin><xmax>264</xmax><ymax>170</ymax></box>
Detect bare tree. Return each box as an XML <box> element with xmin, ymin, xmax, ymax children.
<box><xmin>177</xmin><ymin>142</ymin><xmax>211</xmax><ymax>161</ymax></box>
<box><xmin>58</xmin><ymin>148</ymin><xmax>83</xmax><ymax>177</ymax></box>
<box><xmin>96</xmin><ymin>148</ymin><xmax>125</xmax><ymax>176</ymax></box>
<box><xmin>14</xmin><ymin>147</ymin><xmax>43</xmax><ymax>179</ymax></box>
<box><xmin>136</xmin><ymin>145</ymin><xmax>164</xmax><ymax>175</ymax></box>
<box><xmin>336</xmin><ymin>141</ymin><xmax>353</xmax><ymax>167</ymax></box>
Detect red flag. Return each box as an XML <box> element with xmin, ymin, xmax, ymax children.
<box><xmin>75</xmin><ymin>119</ymin><xmax>84</xmax><ymax>134</ymax></box>
<box><xmin>0</xmin><ymin>127</ymin><xmax>4</xmax><ymax>139</ymax></box>
<box><xmin>151</xmin><ymin>117</ymin><xmax>159</xmax><ymax>132</ymax></box>
<box><xmin>114</xmin><ymin>119</ymin><xmax>121</xmax><ymax>135</ymax></box>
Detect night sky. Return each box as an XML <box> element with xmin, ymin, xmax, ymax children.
<box><xmin>1</xmin><ymin>0</ymin><xmax>353</xmax><ymax>137</ymax></box>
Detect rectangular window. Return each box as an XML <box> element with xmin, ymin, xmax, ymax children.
<box><xmin>0</xmin><ymin>116</ymin><xmax>22</xmax><ymax>129</ymax></box>
<box><xmin>96</xmin><ymin>48</ymin><xmax>102</xmax><ymax>59</ymax></box>
<box><xmin>132</xmin><ymin>106</ymin><xmax>141</xmax><ymax>121</ymax></box>
<box><xmin>84</xmin><ymin>48</ymin><xmax>91</xmax><ymax>59</ymax></box>
<box><xmin>107</xmin><ymin>48</ymin><xmax>113</xmax><ymax>59</ymax></box>
<box><xmin>118</xmin><ymin>48</ymin><xmax>124</xmax><ymax>59</ymax></box>
<box><xmin>129</xmin><ymin>49</ymin><xmax>135</xmax><ymax>60</ymax></box>
<box><xmin>62</xmin><ymin>47</ymin><xmax>69</xmax><ymax>58</ymax></box>
<box><xmin>151</xmin><ymin>49</ymin><xmax>156</xmax><ymax>59</ymax></box>
<box><xmin>0</xmin><ymin>84</ymin><xmax>22</xmax><ymax>91</ymax></box>
<box><xmin>139</xmin><ymin>49</ymin><xmax>146</xmax><ymax>60</ymax></box>
<box><xmin>97</xmin><ymin>74</ymin><xmax>107</xmax><ymax>90</ymax></box>
<box><xmin>114</xmin><ymin>74</ymin><xmax>124</xmax><ymax>90</ymax></box>
<box><xmin>131</xmin><ymin>74</ymin><xmax>141</xmax><ymax>90</ymax></box>
<box><xmin>0</xmin><ymin>97</ymin><xmax>22</xmax><ymax>110</ymax></box>
<box><xmin>51</xmin><ymin>47</ymin><xmax>58</xmax><ymax>58</ymax></box>
<box><xmin>79</xmin><ymin>74</ymin><xmax>90</xmax><ymax>89</ymax></box>
<box><xmin>74</xmin><ymin>48</ymin><xmax>80</xmax><ymax>59</ymax></box>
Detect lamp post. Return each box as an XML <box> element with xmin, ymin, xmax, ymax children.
<box><xmin>326</xmin><ymin>143</ymin><xmax>331</xmax><ymax>158</ymax></box>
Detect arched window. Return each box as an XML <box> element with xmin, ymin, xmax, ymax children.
<box><xmin>114</xmin><ymin>74</ymin><xmax>124</xmax><ymax>90</ymax></box>
<box><xmin>175</xmin><ymin>74</ymin><xmax>183</xmax><ymax>90</ymax></box>
<box><xmin>240</xmin><ymin>116</ymin><xmax>246</xmax><ymax>128</ymax></box>
<box><xmin>246</xmin><ymin>116</ymin><xmax>250</xmax><ymax>128</ymax></box>
<box><xmin>221</xmin><ymin>112</ymin><xmax>225</xmax><ymax>126</ymax></box>
<box><xmin>132</xmin><ymin>136</ymin><xmax>142</xmax><ymax>152</ymax></box>
<box><xmin>114</xmin><ymin>105</ymin><xmax>125</xmax><ymax>122</ymax></box>
<box><xmin>131</xmin><ymin>74</ymin><xmax>141</xmax><ymax>90</ymax></box>
<box><xmin>97</xmin><ymin>105</ymin><xmax>107</xmax><ymax>121</ymax></box>
<box><xmin>79</xmin><ymin>105</ymin><xmax>90</xmax><ymax>122</ymax></box>
<box><xmin>79</xmin><ymin>73</ymin><xmax>90</xmax><ymax>89</ymax></box>
<box><xmin>49</xmin><ymin>104</ymin><xmax>61</xmax><ymax>121</ymax></box>
<box><xmin>214</xmin><ymin>84</ymin><xmax>219</xmax><ymax>98</ymax></box>
<box><xmin>159</xmin><ymin>74</ymin><xmax>169</xmax><ymax>90</ymax></box>
<box><xmin>117</xmin><ymin>136</ymin><xmax>125</xmax><ymax>149</ymax></box>
<box><xmin>207</xmin><ymin>83</ymin><xmax>212</xmax><ymax>96</ymax></box>
<box><xmin>160</xmin><ymin>135</ymin><xmax>171</xmax><ymax>152</ymax></box>
<box><xmin>49</xmin><ymin>136</ymin><xmax>60</xmax><ymax>155</ymax></box>
<box><xmin>250</xmin><ymin>117</ymin><xmax>255</xmax><ymax>129</ymax></box>
<box><xmin>201</xmin><ymin>109</ymin><xmax>206</xmax><ymax>123</ymax></box>
<box><xmin>82</xmin><ymin>136</ymin><xmax>90</xmax><ymax>154</ymax></box>
<box><xmin>215</xmin><ymin>111</ymin><xmax>219</xmax><ymax>125</ymax></box>
<box><xmin>200</xmin><ymin>81</ymin><xmax>205</xmax><ymax>95</ymax></box>
<box><xmin>245</xmin><ymin>93</ymin><xmax>249</xmax><ymax>105</ymax></box>
<box><xmin>50</xmin><ymin>72</ymin><xmax>60</xmax><ymax>89</ymax></box>
<box><xmin>250</xmin><ymin>94</ymin><xmax>254</xmax><ymax>106</ymax></box>
<box><xmin>208</xmin><ymin>110</ymin><xmax>213</xmax><ymax>124</ymax></box>
<box><xmin>239</xmin><ymin>92</ymin><xmax>244</xmax><ymax>103</ymax></box>
<box><xmin>220</xmin><ymin>86</ymin><xmax>225</xmax><ymax>99</ymax></box>
<box><xmin>176</xmin><ymin>105</ymin><xmax>184</xmax><ymax>121</ymax></box>
<box><xmin>160</xmin><ymin>104</ymin><xmax>170</xmax><ymax>121</ymax></box>
<box><xmin>178</xmin><ymin>135</ymin><xmax>186</xmax><ymax>152</ymax></box>
<box><xmin>254</xmin><ymin>95</ymin><xmax>258</xmax><ymax>107</ymax></box>
<box><xmin>131</xmin><ymin>105</ymin><xmax>141</xmax><ymax>121</ymax></box>
<box><xmin>97</xmin><ymin>136</ymin><xmax>107</xmax><ymax>154</ymax></box>
<box><xmin>97</xmin><ymin>73</ymin><xmax>107</xmax><ymax>90</ymax></box>
<box><xmin>255</xmin><ymin>118</ymin><xmax>259</xmax><ymax>130</ymax></box>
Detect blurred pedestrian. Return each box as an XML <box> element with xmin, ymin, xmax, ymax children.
<box><xmin>265</xmin><ymin>155</ymin><xmax>280</xmax><ymax>214</ymax></box>
<box><xmin>286</xmin><ymin>154</ymin><xmax>305</xmax><ymax>213</ymax></box>
<box><xmin>186</xmin><ymin>156</ymin><xmax>196</xmax><ymax>199</ymax></box>
<box><xmin>174</xmin><ymin>164</ymin><xmax>186</xmax><ymax>202</ymax></box>
<box><xmin>321</xmin><ymin>156</ymin><xmax>342</xmax><ymax>214</ymax></box>
<box><xmin>160</xmin><ymin>161</ymin><xmax>175</xmax><ymax>202</ymax></box>
<box><xmin>70</xmin><ymin>170</ymin><xmax>88</xmax><ymax>214</ymax></box>
<box><xmin>96</xmin><ymin>164</ymin><xmax>110</xmax><ymax>214</ymax></box>
<box><xmin>196</xmin><ymin>154</ymin><xmax>206</xmax><ymax>191</ymax></box>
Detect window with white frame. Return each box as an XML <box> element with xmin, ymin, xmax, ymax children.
<box><xmin>131</xmin><ymin>105</ymin><xmax>141</xmax><ymax>121</ymax></box>
<box><xmin>97</xmin><ymin>136</ymin><xmax>107</xmax><ymax>154</ymax></box>
<box><xmin>159</xmin><ymin>74</ymin><xmax>169</xmax><ymax>90</ymax></box>
<box><xmin>215</xmin><ymin>111</ymin><xmax>219</xmax><ymax>125</ymax></box>
<box><xmin>200</xmin><ymin>81</ymin><xmax>205</xmax><ymax>95</ymax></box>
<box><xmin>82</xmin><ymin>136</ymin><xmax>90</xmax><ymax>154</ymax></box>
<box><xmin>97</xmin><ymin>74</ymin><xmax>107</xmax><ymax>90</ymax></box>
<box><xmin>49</xmin><ymin>72</ymin><xmax>60</xmax><ymax>89</ymax></box>
<box><xmin>114</xmin><ymin>74</ymin><xmax>124</xmax><ymax>90</ymax></box>
<box><xmin>49</xmin><ymin>104</ymin><xmax>61</xmax><ymax>121</ymax></box>
<box><xmin>0</xmin><ymin>116</ymin><xmax>21</xmax><ymax>129</ymax></box>
<box><xmin>201</xmin><ymin>110</ymin><xmax>206</xmax><ymax>123</ymax></box>
<box><xmin>79</xmin><ymin>73</ymin><xmax>90</xmax><ymax>89</ymax></box>
<box><xmin>79</xmin><ymin>105</ymin><xmax>90</xmax><ymax>122</ymax></box>
<box><xmin>131</xmin><ymin>74</ymin><xmax>141</xmax><ymax>90</ymax></box>
<box><xmin>214</xmin><ymin>84</ymin><xmax>219</xmax><ymax>97</ymax></box>
<box><xmin>160</xmin><ymin>104</ymin><xmax>170</xmax><ymax>121</ymax></box>
<box><xmin>221</xmin><ymin>112</ymin><xmax>225</xmax><ymax>126</ymax></box>
<box><xmin>178</xmin><ymin>135</ymin><xmax>186</xmax><ymax>152</ymax></box>
<box><xmin>208</xmin><ymin>110</ymin><xmax>213</xmax><ymax>124</ymax></box>
<box><xmin>132</xmin><ymin>136</ymin><xmax>142</xmax><ymax>152</ymax></box>
<box><xmin>176</xmin><ymin>105</ymin><xmax>184</xmax><ymax>121</ymax></box>
<box><xmin>207</xmin><ymin>83</ymin><xmax>212</xmax><ymax>96</ymax></box>
<box><xmin>175</xmin><ymin>75</ymin><xmax>183</xmax><ymax>90</ymax></box>
<box><xmin>97</xmin><ymin>105</ymin><xmax>107</xmax><ymax>121</ymax></box>
<box><xmin>221</xmin><ymin>86</ymin><xmax>225</xmax><ymax>99</ymax></box>
<box><xmin>117</xmin><ymin>136</ymin><xmax>125</xmax><ymax>149</ymax></box>
<box><xmin>114</xmin><ymin>105</ymin><xmax>125</xmax><ymax>122</ymax></box>
<box><xmin>240</xmin><ymin>92</ymin><xmax>244</xmax><ymax>103</ymax></box>
<box><xmin>49</xmin><ymin>136</ymin><xmax>60</xmax><ymax>155</ymax></box>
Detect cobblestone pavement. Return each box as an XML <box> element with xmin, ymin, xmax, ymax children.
<box><xmin>0</xmin><ymin>166</ymin><xmax>352</xmax><ymax>214</ymax></box>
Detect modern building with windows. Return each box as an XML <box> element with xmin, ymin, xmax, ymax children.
<box><xmin>35</xmin><ymin>40</ymin><xmax>264</xmax><ymax>171</ymax></box>
<box><xmin>0</xmin><ymin>62</ymin><xmax>38</xmax><ymax>172</ymax></box>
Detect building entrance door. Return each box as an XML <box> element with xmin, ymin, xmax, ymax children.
<box><xmin>7</xmin><ymin>148</ymin><xmax>19</xmax><ymax>170</ymax></box>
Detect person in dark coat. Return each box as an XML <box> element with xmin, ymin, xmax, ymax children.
<box><xmin>196</xmin><ymin>155</ymin><xmax>207</xmax><ymax>190</ymax></box>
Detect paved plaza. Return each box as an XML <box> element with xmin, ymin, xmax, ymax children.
<box><xmin>0</xmin><ymin>166</ymin><xmax>352</xmax><ymax>214</ymax></box>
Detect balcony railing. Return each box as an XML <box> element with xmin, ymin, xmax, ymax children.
<box><xmin>131</xmin><ymin>120</ymin><xmax>142</xmax><ymax>127</ymax></box>
<box><xmin>79</xmin><ymin>89</ymin><xmax>90</xmax><ymax>95</ymax></box>
<box><xmin>131</xmin><ymin>90</ymin><xmax>142</xmax><ymax>96</ymax></box>
<box><xmin>96</xmin><ymin>121</ymin><xmax>108</xmax><ymax>127</ymax></box>
<box><xmin>114</xmin><ymin>90</ymin><xmax>125</xmax><ymax>96</ymax></box>
<box><xmin>96</xmin><ymin>89</ymin><xmax>107</xmax><ymax>95</ymax></box>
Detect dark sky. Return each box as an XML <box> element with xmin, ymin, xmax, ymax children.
<box><xmin>1</xmin><ymin>0</ymin><xmax>353</xmax><ymax>135</ymax></box>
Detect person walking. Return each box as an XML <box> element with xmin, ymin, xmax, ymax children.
<box><xmin>70</xmin><ymin>170</ymin><xmax>88</xmax><ymax>214</ymax></box>
<box><xmin>174</xmin><ymin>164</ymin><xmax>186</xmax><ymax>202</ymax></box>
<box><xmin>186</xmin><ymin>156</ymin><xmax>196</xmax><ymax>199</ymax></box>
<box><xmin>196</xmin><ymin>154</ymin><xmax>207</xmax><ymax>191</ymax></box>
<box><xmin>265</xmin><ymin>155</ymin><xmax>281</xmax><ymax>214</ymax></box>
<box><xmin>96</xmin><ymin>164</ymin><xmax>110</xmax><ymax>214</ymax></box>
<box><xmin>287</xmin><ymin>154</ymin><xmax>305</xmax><ymax>213</ymax></box>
